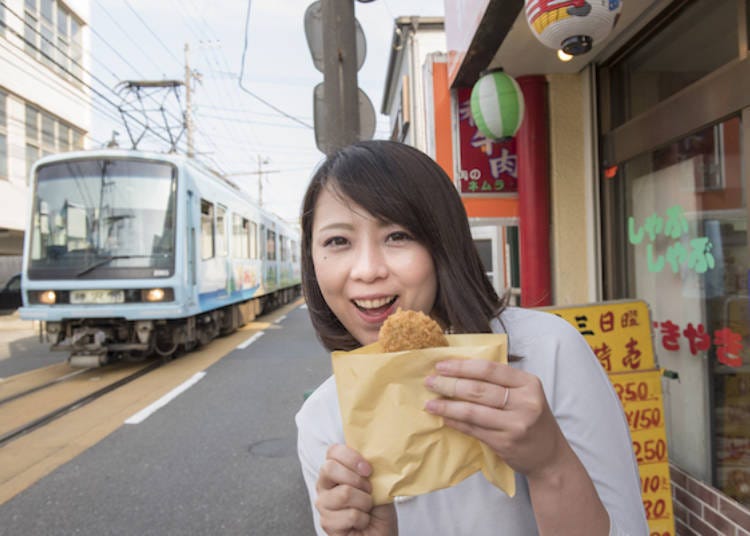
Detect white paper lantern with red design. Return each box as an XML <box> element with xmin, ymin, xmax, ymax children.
<box><xmin>525</xmin><ymin>0</ymin><xmax>623</xmax><ymax>56</ymax></box>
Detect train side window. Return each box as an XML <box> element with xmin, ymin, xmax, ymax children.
<box><xmin>280</xmin><ymin>235</ymin><xmax>288</xmax><ymax>262</ymax></box>
<box><xmin>200</xmin><ymin>199</ymin><xmax>214</xmax><ymax>260</ymax></box>
<box><xmin>249</xmin><ymin>220</ymin><xmax>258</xmax><ymax>259</ymax></box>
<box><xmin>260</xmin><ymin>224</ymin><xmax>266</xmax><ymax>260</ymax></box>
<box><xmin>216</xmin><ymin>205</ymin><xmax>227</xmax><ymax>257</ymax></box>
<box><xmin>266</xmin><ymin>228</ymin><xmax>276</xmax><ymax>261</ymax></box>
<box><xmin>291</xmin><ymin>240</ymin><xmax>298</xmax><ymax>263</ymax></box>
<box><xmin>233</xmin><ymin>214</ymin><xmax>249</xmax><ymax>258</ymax></box>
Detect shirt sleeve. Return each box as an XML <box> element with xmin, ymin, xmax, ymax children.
<box><xmin>545</xmin><ymin>315</ymin><xmax>649</xmax><ymax>535</ymax></box>
<box><xmin>295</xmin><ymin>376</ymin><xmax>341</xmax><ymax>536</ymax></box>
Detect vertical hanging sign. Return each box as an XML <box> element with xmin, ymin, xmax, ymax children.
<box><xmin>456</xmin><ymin>87</ymin><xmax>518</xmax><ymax>195</ymax></box>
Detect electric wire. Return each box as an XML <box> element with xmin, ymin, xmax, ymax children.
<box><xmin>239</xmin><ymin>0</ymin><xmax>313</xmax><ymax>130</ymax></box>
<box><xmin>0</xmin><ymin>1</ymin><xmax>182</xmax><ymax>151</ymax></box>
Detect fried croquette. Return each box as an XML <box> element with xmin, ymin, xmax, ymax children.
<box><xmin>379</xmin><ymin>308</ymin><xmax>448</xmax><ymax>352</ymax></box>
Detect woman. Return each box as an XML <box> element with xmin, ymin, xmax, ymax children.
<box><xmin>295</xmin><ymin>140</ymin><xmax>648</xmax><ymax>535</ymax></box>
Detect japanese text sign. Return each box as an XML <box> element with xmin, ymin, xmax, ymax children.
<box><xmin>456</xmin><ymin>87</ymin><xmax>518</xmax><ymax>195</ymax></box>
<box><xmin>543</xmin><ymin>300</ymin><xmax>675</xmax><ymax>535</ymax></box>
<box><xmin>547</xmin><ymin>300</ymin><xmax>656</xmax><ymax>373</ymax></box>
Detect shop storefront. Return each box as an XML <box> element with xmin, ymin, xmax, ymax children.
<box><xmin>598</xmin><ymin>0</ymin><xmax>750</xmax><ymax>513</ymax></box>
<box><xmin>442</xmin><ymin>0</ymin><xmax>750</xmax><ymax>531</ymax></box>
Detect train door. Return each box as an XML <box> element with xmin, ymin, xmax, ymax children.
<box><xmin>187</xmin><ymin>190</ymin><xmax>196</xmax><ymax>304</ymax></box>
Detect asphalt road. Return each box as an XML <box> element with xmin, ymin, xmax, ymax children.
<box><xmin>0</xmin><ymin>311</ymin><xmax>65</xmax><ymax>378</ymax></box>
<box><xmin>0</xmin><ymin>303</ymin><xmax>332</xmax><ymax>535</ymax></box>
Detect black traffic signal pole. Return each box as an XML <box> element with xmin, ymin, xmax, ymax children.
<box><xmin>321</xmin><ymin>0</ymin><xmax>360</xmax><ymax>153</ymax></box>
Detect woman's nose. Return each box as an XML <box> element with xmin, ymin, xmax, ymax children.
<box><xmin>350</xmin><ymin>242</ymin><xmax>388</xmax><ymax>282</ymax></box>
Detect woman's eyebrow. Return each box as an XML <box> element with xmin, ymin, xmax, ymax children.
<box><xmin>316</xmin><ymin>222</ymin><xmax>355</xmax><ymax>233</ymax></box>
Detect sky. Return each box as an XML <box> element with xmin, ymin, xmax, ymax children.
<box><xmin>88</xmin><ymin>0</ymin><xmax>446</xmax><ymax>223</ymax></box>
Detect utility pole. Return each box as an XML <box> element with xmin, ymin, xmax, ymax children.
<box><xmin>225</xmin><ymin>157</ymin><xmax>279</xmax><ymax>207</ymax></box>
<box><xmin>184</xmin><ymin>43</ymin><xmax>195</xmax><ymax>158</ymax></box>
<box><xmin>321</xmin><ymin>0</ymin><xmax>359</xmax><ymax>151</ymax></box>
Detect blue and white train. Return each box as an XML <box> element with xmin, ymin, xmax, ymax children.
<box><xmin>19</xmin><ymin>149</ymin><xmax>301</xmax><ymax>367</ymax></box>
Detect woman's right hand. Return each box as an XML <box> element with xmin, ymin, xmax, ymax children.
<box><xmin>316</xmin><ymin>444</ymin><xmax>397</xmax><ymax>536</ymax></box>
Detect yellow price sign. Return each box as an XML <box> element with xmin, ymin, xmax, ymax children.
<box><xmin>544</xmin><ymin>300</ymin><xmax>656</xmax><ymax>373</ymax></box>
<box><xmin>638</xmin><ymin>463</ymin><xmax>674</xmax><ymax>525</ymax></box>
<box><xmin>542</xmin><ymin>301</ymin><xmax>674</xmax><ymax>536</ymax></box>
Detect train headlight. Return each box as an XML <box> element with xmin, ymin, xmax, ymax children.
<box><xmin>143</xmin><ymin>288</ymin><xmax>166</xmax><ymax>302</ymax></box>
<box><xmin>39</xmin><ymin>290</ymin><xmax>57</xmax><ymax>304</ymax></box>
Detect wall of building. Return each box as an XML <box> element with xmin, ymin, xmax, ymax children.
<box><xmin>0</xmin><ymin>0</ymin><xmax>90</xmax><ymax>252</ymax></box>
<box><xmin>547</xmin><ymin>71</ymin><xmax>596</xmax><ymax>305</ymax></box>
<box><xmin>671</xmin><ymin>464</ymin><xmax>750</xmax><ymax>536</ymax></box>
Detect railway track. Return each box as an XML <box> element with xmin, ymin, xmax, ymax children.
<box><xmin>0</xmin><ymin>360</ymin><xmax>163</xmax><ymax>447</ymax></box>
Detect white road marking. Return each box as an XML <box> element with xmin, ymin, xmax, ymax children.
<box><xmin>237</xmin><ymin>331</ymin><xmax>264</xmax><ymax>349</ymax></box>
<box><xmin>274</xmin><ymin>315</ymin><xmax>286</xmax><ymax>323</ymax></box>
<box><xmin>124</xmin><ymin>371</ymin><xmax>207</xmax><ymax>424</ymax></box>
<box><xmin>299</xmin><ymin>304</ymin><xmax>308</xmax><ymax>310</ymax></box>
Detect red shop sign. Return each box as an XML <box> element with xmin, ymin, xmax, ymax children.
<box><xmin>456</xmin><ymin>87</ymin><xmax>518</xmax><ymax>195</ymax></box>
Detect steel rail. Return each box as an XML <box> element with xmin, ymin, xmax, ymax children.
<box><xmin>0</xmin><ymin>360</ymin><xmax>163</xmax><ymax>447</ymax></box>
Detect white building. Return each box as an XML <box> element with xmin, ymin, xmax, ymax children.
<box><xmin>0</xmin><ymin>0</ymin><xmax>90</xmax><ymax>276</ymax></box>
<box><xmin>381</xmin><ymin>16</ymin><xmax>445</xmax><ymax>153</ymax></box>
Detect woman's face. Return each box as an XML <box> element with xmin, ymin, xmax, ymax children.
<box><xmin>311</xmin><ymin>185</ymin><xmax>438</xmax><ymax>346</ymax></box>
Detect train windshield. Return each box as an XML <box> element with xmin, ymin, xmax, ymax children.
<box><xmin>27</xmin><ymin>158</ymin><xmax>177</xmax><ymax>279</ymax></box>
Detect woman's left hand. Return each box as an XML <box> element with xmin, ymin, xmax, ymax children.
<box><xmin>424</xmin><ymin>359</ymin><xmax>567</xmax><ymax>479</ymax></box>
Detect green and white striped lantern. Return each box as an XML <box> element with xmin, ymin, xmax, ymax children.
<box><xmin>469</xmin><ymin>68</ymin><xmax>525</xmax><ymax>140</ymax></box>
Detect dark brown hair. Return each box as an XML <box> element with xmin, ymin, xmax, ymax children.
<box><xmin>301</xmin><ymin>140</ymin><xmax>506</xmax><ymax>351</ymax></box>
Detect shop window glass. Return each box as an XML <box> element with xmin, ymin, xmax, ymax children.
<box><xmin>609</xmin><ymin>0</ymin><xmax>738</xmax><ymax>128</ymax></box>
<box><xmin>618</xmin><ymin>116</ymin><xmax>749</xmax><ymax>506</ymax></box>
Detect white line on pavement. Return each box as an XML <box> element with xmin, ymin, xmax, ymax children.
<box><xmin>124</xmin><ymin>371</ymin><xmax>207</xmax><ymax>424</ymax></box>
<box><xmin>237</xmin><ymin>331</ymin><xmax>264</xmax><ymax>350</ymax></box>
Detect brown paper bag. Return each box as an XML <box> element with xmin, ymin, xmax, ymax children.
<box><xmin>332</xmin><ymin>334</ymin><xmax>515</xmax><ymax>505</ymax></box>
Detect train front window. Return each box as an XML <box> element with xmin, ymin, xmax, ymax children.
<box><xmin>28</xmin><ymin>158</ymin><xmax>177</xmax><ymax>279</ymax></box>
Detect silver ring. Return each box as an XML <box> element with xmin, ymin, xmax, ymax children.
<box><xmin>499</xmin><ymin>387</ymin><xmax>510</xmax><ymax>410</ymax></box>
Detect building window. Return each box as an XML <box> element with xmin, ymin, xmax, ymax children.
<box><xmin>24</xmin><ymin>102</ymin><xmax>85</xmax><ymax>177</ymax></box>
<box><xmin>606</xmin><ymin>0</ymin><xmax>739</xmax><ymax>129</ymax></box>
<box><xmin>0</xmin><ymin>2</ymin><xmax>6</xmax><ymax>36</ymax></box>
<box><xmin>0</xmin><ymin>90</ymin><xmax>6</xmax><ymax>180</ymax></box>
<box><xmin>0</xmin><ymin>135</ymin><xmax>7</xmax><ymax>181</ymax></box>
<box><xmin>23</xmin><ymin>0</ymin><xmax>83</xmax><ymax>83</ymax></box>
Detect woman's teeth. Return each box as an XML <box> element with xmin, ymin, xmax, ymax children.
<box><xmin>354</xmin><ymin>296</ymin><xmax>395</xmax><ymax>309</ymax></box>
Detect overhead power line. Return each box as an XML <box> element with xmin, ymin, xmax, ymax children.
<box><xmin>0</xmin><ymin>0</ymin><xmax>184</xmax><ymax>151</ymax></box>
<box><xmin>238</xmin><ymin>0</ymin><xmax>313</xmax><ymax>130</ymax></box>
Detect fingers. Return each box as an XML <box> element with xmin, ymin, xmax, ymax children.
<box><xmin>426</xmin><ymin>374</ymin><xmax>510</xmax><ymax>409</ymax></box>
<box><xmin>425</xmin><ymin>397</ymin><xmax>510</xmax><ymax>430</ymax></box>
<box><xmin>317</xmin><ymin>444</ymin><xmax>372</xmax><ymax>494</ymax></box>
<box><xmin>316</xmin><ymin>444</ymin><xmax>377</xmax><ymax>534</ymax></box>
<box><xmin>316</xmin><ymin>485</ymin><xmax>374</xmax><ymax>533</ymax></box>
<box><xmin>435</xmin><ymin>359</ymin><xmax>526</xmax><ymax>387</ymax></box>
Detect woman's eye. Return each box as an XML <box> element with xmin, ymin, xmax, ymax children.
<box><xmin>387</xmin><ymin>231</ymin><xmax>412</xmax><ymax>243</ymax></box>
<box><xmin>322</xmin><ymin>236</ymin><xmax>348</xmax><ymax>247</ymax></box>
